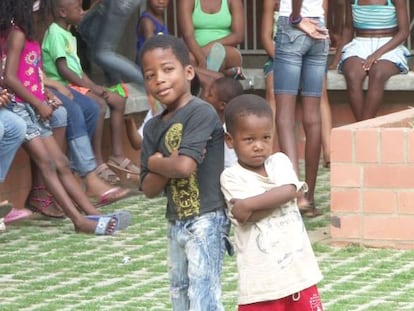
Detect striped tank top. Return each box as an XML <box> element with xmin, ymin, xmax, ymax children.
<box><xmin>352</xmin><ymin>0</ymin><xmax>397</xmax><ymax>30</ymax></box>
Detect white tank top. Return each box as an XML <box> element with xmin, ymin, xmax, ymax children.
<box><xmin>279</xmin><ymin>0</ymin><xmax>324</xmax><ymax>18</ymax></box>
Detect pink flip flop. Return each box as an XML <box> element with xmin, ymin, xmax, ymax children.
<box><xmin>4</xmin><ymin>207</ymin><xmax>33</xmax><ymax>224</ymax></box>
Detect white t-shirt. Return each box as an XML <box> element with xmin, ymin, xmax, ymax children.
<box><xmin>279</xmin><ymin>0</ymin><xmax>324</xmax><ymax>18</ymax></box>
<box><xmin>223</xmin><ymin>124</ymin><xmax>237</xmax><ymax>168</ymax></box>
<box><xmin>220</xmin><ymin>152</ymin><xmax>323</xmax><ymax>305</ymax></box>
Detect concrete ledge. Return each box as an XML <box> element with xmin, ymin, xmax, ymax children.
<box><xmin>105</xmin><ymin>82</ymin><xmax>149</xmax><ymax>118</ymax></box>
<box><xmin>240</xmin><ymin>69</ymin><xmax>414</xmax><ymax>91</ymax></box>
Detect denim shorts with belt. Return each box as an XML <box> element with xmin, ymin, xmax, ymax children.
<box><xmin>273</xmin><ymin>16</ymin><xmax>329</xmax><ymax>97</ymax></box>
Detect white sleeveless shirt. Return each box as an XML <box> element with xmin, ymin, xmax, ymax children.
<box><xmin>279</xmin><ymin>0</ymin><xmax>324</xmax><ymax>18</ymax></box>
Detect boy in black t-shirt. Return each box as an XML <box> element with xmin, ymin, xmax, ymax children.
<box><xmin>139</xmin><ymin>35</ymin><xmax>230</xmax><ymax>311</ymax></box>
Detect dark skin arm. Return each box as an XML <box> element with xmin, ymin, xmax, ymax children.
<box><xmin>138</xmin><ymin>17</ymin><xmax>157</xmax><ymax>41</ymax></box>
<box><xmin>148</xmin><ymin>151</ymin><xmax>198</xmax><ymax>179</ymax></box>
<box><xmin>230</xmin><ymin>184</ymin><xmax>297</xmax><ymax>223</ymax></box>
<box><xmin>55</xmin><ymin>58</ymin><xmax>107</xmax><ymax>97</ymax></box>
<box><xmin>141</xmin><ymin>172</ymin><xmax>170</xmax><ymax>198</ymax></box>
<box><xmin>179</xmin><ymin>0</ymin><xmax>207</xmax><ymax>67</ymax></box>
<box><xmin>261</xmin><ymin>0</ymin><xmax>279</xmax><ymax>58</ymax></box>
<box><xmin>4</xmin><ymin>29</ymin><xmax>53</xmax><ymax>119</ymax></box>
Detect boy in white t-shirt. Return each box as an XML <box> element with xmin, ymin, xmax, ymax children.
<box><xmin>220</xmin><ymin>94</ymin><xmax>324</xmax><ymax>311</ymax></box>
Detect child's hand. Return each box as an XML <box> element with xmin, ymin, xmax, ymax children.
<box><xmin>36</xmin><ymin>103</ymin><xmax>53</xmax><ymax>120</ymax></box>
<box><xmin>48</xmin><ymin>95</ymin><xmax>62</xmax><ymax>110</ymax></box>
<box><xmin>295</xmin><ymin>18</ymin><xmax>329</xmax><ymax>40</ymax></box>
<box><xmin>0</xmin><ymin>89</ymin><xmax>11</xmax><ymax>107</ymax></box>
<box><xmin>230</xmin><ymin>198</ymin><xmax>252</xmax><ymax>223</ymax></box>
<box><xmin>362</xmin><ymin>53</ymin><xmax>379</xmax><ymax>71</ymax></box>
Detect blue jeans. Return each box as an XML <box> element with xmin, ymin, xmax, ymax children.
<box><xmin>49</xmin><ymin>105</ymin><xmax>67</xmax><ymax>129</ymax></box>
<box><xmin>167</xmin><ymin>209</ymin><xmax>230</xmax><ymax>311</ymax></box>
<box><xmin>78</xmin><ymin>0</ymin><xmax>144</xmax><ymax>85</ymax></box>
<box><xmin>0</xmin><ymin>109</ymin><xmax>26</xmax><ymax>181</ymax></box>
<box><xmin>52</xmin><ymin>89</ymin><xmax>100</xmax><ymax>176</ymax></box>
<box><xmin>273</xmin><ymin>17</ymin><xmax>329</xmax><ymax>97</ymax></box>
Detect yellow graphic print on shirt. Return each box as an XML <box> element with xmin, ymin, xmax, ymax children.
<box><xmin>165</xmin><ymin>123</ymin><xmax>200</xmax><ymax>219</ymax></box>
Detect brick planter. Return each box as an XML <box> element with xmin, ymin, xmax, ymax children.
<box><xmin>330</xmin><ymin>108</ymin><xmax>414</xmax><ymax>249</ymax></box>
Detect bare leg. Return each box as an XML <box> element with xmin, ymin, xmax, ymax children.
<box><xmin>124</xmin><ymin>117</ymin><xmax>142</xmax><ymax>151</ymax></box>
<box><xmin>265</xmin><ymin>73</ymin><xmax>278</xmax><ymax>152</ymax></box>
<box><xmin>275</xmin><ymin>94</ymin><xmax>299</xmax><ymax>174</ymax></box>
<box><xmin>86</xmin><ymin>92</ymin><xmax>107</xmax><ymax>166</ymax></box>
<box><xmin>23</xmin><ymin>136</ymin><xmax>101</xmax><ymax>233</ymax></box>
<box><xmin>28</xmin><ymin>126</ymin><xmax>67</xmax><ymax>218</ymax></box>
<box><xmin>342</xmin><ymin>57</ymin><xmax>367</xmax><ymax>121</ymax></box>
<box><xmin>363</xmin><ymin>61</ymin><xmax>400</xmax><ymax>120</ymax></box>
<box><xmin>302</xmin><ymin>96</ymin><xmax>322</xmax><ymax>206</ymax></box>
<box><xmin>320</xmin><ymin>78</ymin><xmax>332</xmax><ymax>167</ymax></box>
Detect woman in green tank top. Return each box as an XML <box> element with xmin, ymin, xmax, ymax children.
<box><xmin>178</xmin><ymin>0</ymin><xmax>246</xmax><ymax>79</ymax></box>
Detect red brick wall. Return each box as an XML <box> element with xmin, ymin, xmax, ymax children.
<box><xmin>330</xmin><ymin>108</ymin><xmax>414</xmax><ymax>249</ymax></box>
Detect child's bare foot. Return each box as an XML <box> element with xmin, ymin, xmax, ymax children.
<box><xmin>75</xmin><ymin>216</ymin><xmax>118</xmax><ymax>235</ymax></box>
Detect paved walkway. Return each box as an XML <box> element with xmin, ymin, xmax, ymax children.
<box><xmin>2</xmin><ymin>166</ymin><xmax>414</xmax><ymax>310</ymax></box>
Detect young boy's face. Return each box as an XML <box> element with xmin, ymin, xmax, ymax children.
<box><xmin>60</xmin><ymin>0</ymin><xmax>84</xmax><ymax>25</ymax></box>
<box><xmin>226</xmin><ymin>114</ymin><xmax>273</xmax><ymax>172</ymax></box>
<box><xmin>141</xmin><ymin>47</ymin><xmax>194</xmax><ymax>109</ymax></box>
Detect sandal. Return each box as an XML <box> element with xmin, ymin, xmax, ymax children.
<box><xmin>88</xmin><ymin>212</ymin><xmax>131</xmax><ymax>235</ymax></box>
<box><xmin>27</xmin><ymin>185</ymin><xmax>66</xmax><ymax>218</ymax></box>
<box><xmin>230</xmin><ymin>66</ymin><xmax>247</xmax><ymax>80</ymax></box>
<box><xmin>107</xmin><ymin>158</ymin><xmax>140</xmax><ymax>185</ymax></box>
<box><xmin>93</xmin><ymin>186</ymin><xmax>131</xmax><ymax>208</ymax></box>
<box><xmin>96</xmin><ymin>163</ymin><xmax>121</xmax><ymax>185</ymax></box>
<box><xmin>4</xmin><ymin>207</ymin><xmax>33</xmax><ymax>224</ymax></box>
<box><xmin>86</xmin><ymin>210</ymin><xmax>132</xmax><ymax>231</ymax></box>
<box><xmin>300</xmin><ymin>202</ymin><xmax>323</xmax><ymax>218</ymax></box>
<box><xmin>107</xmin><ymin>157</ymin><xmax>140</xmax><ymax>174</ymax></box>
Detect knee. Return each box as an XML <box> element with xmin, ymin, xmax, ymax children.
<box><xmin>54</xmin><ymin>154</ymin><xmax>71</xmax><ymax>172</ymax></box>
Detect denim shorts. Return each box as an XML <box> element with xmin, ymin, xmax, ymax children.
<box><xmin>338</xmin><ymin>37</ymin><xmax>410</xmax><ymax>73</ymax></box>
<box><xmin>273</xmin><ymin>16</ymin><xmax>329</xmax><ymax>97</ymax></box>
<box><xmin>8</xmin><ymin>101</ymin><xmax>52</xmax><ymax>141</ymax></box>
<box><xmin>167</xmin><ymin>208</ymin><xmax>231</xmax><ymax>311</ymax></box>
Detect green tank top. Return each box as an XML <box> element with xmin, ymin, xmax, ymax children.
<box><xmin>192</xmin><ymin>0</ymin><xmax>232</xmax><ymax>47</ymax></box>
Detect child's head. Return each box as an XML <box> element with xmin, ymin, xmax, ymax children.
<box><xmin>0</xmin><ymin>0</ymin><xmax>36</xmax><ymax>40</ymax></box>
<box><xmin>140</xmin><ymin>34</ymin><xmax>195</xmax><ymax>107</ymax></box>
<box><xmin>224</xmin><ymin>94</ymin><xmax>274</xmax><ymax>170</ymax></box>
<box><xmin>205</xmin><ymin>77</ymin><xmax>244</xmax><ymax>120</ymax></box>
<box><xmin>53</xmin><ymin>0</ymin><xmax>83</xmax><ymax>26</ymax></box>
<box><xmin>147</xmin><ymin>0</ymin><xmax>169</xmax><ymax>16</ymax></box>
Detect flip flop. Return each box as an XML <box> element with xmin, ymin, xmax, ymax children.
<box><xmin>86</xmin><ymin>210</ymin><xmax>132</xmax><ymax>231</ymax></box>
<box><xmin>90</xmin><ymin>212</ymin><xmax>131</xmax><ymax>235</ymax></box>
<box><xmin>96</xmin><ymin>163</ymin><xmax>121</xmax><ymax>185</ymax></box>
<box><xmin>206</xmin><ymin>43</ymin><xmax>226</xmax><ymax>72</ymax></box>
<box><xmin>4</xmin><ymin>207</ymin><xmax>33</xmax><ymax>224</ymax></box>
<box><xmin>0</xmin><ymin>202</ymin><xmax>13</xmax><ymax>219</ymax></box>
<box><xmin>93</xmin><ymin>187</ymin><xmax>131</xmax><ymax>208</ymax></box>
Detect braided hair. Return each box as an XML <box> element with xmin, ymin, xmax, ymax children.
<box><xmin>0</xmin><ymin>0</ymin><xmax>36</xmax><ymax>40</ymax></box>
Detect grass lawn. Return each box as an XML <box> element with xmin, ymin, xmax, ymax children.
<box><xmin>1</xmin><ymin>166</ymin><xmax>414</xmax><ymax>310</ymax></box>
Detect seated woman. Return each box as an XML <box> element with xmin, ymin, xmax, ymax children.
<box><xmin>178</xmin><ymin>0</ymin><xmax>245</xmax><ymax>79</ymax></box>
<box><xmin>336</xmin><ymin>0</ymin><xmax>409</xmax><ymax>121</ymax></box>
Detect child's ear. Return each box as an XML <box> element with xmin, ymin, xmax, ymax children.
<box><xmin>224</xmin><ymin>132</ymin><xmax>234</xmax><ymax>149</ymax></box>
<box><xmin>185</xmin><ymin>64</ymin><xmax>195</xmax><ymax>81</ymax></box>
